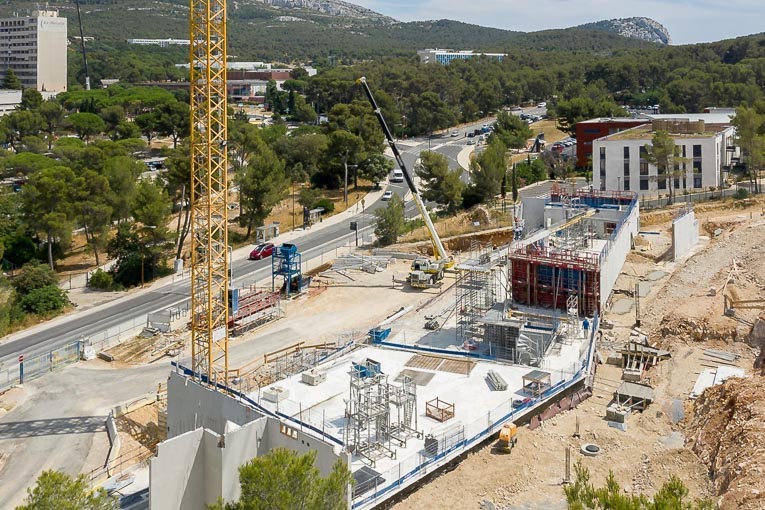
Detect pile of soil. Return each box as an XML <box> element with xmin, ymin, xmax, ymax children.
<box><xmin>688</xmin><ymin>376</ymin><xmax>765</xmax><ymax>510</ymax></box>
<box><xmin>652</xmin><ymin>313</ymin><xmax>737</xmax><ymax>345</ymax></box>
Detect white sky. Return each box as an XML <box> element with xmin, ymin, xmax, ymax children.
<box><xmin>352</xmin><ymin>0</ymin><xmax>764</xmax><ymax>45</ymax></box>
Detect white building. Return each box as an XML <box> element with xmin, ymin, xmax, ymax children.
<box><xmin>0</xmin><ymin>10</ymin><xmax>67</xmax><ymax>93</ymax></box>
<box><xmin>127</xmin><ymin>38</ymin><xmax>190</xmax><ymax>47</ymax></box>
<box><xmin>417</xmin><ymin>48</ymin><xmax>507</xmax><ymax>65</ymax></box>
<box><xmin>0</xmin><ymin>89</ymin><xmax>21</xmax><ymax>116</ymax></box>
<box><xmin>592</xmin><ymin>118</ymin><xmax>736</xmax><ymax>196</ymax></box>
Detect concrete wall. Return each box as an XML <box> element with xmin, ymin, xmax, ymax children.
<box><xmin>150</xmin><ymin>428</ymin><xmax>206</xmax><ymax>510</ymax></box>
<box><xmin>260</xmin><ymin>417</ymin><xmax>348</xmax><ymax>477</ymax></box>
<box><xmin>167</xmin><ymin>371</ymin><xmax>263</xmax><ymax>437</ymax></box>
<box><xmin>157</xmin><ymin>374</ymin><xmax>349</xmax><ymax>508</ymax></box>
<box><xmin>599</xmin><ymin>201</ymin><xmax>639</xmax><ymax>311</ymax></box>
<box><xmin>672</xmin><ymin>209</ymin><xmax>699</xmax><ymax>260</ymax></box>
<box><xmin>521</xmin><ymin>197</ymin><xmax>547</xmax><ymax>230</ymax></box>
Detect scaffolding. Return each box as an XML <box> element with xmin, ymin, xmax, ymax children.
<box><xmin>456</xmin><ymin>242</ymin><xmax>500</xmax><ymax>345</ymax></box>
<box><xmin>344</xmin><ymin>359</ymin><xmax>394</xmax><ymax>466</ymax></box>
<box><xmin>344</xmin><ymin>359</ymin><xmax>419</xmax><ymax>466</ymax></box>
<box><xmin>510</xmin><ymin>244</ymin><xmax>600</xmax><ymax>316</ymax></box>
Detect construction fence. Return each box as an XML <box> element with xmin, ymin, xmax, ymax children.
<box><xmin>639</xmin><ymin>187</ymin><xmax>738</xmax><ymax>210</ymax></box>
<box><xmin>0</xmin><ymin>340</ymin><xmax>82</xmax><ymax>391</ymax></box>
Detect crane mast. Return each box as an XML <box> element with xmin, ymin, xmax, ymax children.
<box><xmin>189</xmin><ymin>0</ymin><xmax>229</xmax><ymax>385</ymax></box>
<box><xmin>356</xmin><ymin>77</ymin><xmax>451</xmax><ymax>265</ymax></box>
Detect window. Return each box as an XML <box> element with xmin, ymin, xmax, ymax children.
<box><xmin>693</xmin><ymin>144</ymin><xmax>702</xmax><ymax>158</ymax></box>
<box><xmin>623</xmin><ymin>147</ymin><xmax>630</xmax><ymax>158</ymax></box>
<box><xmin>623</xmin><ymin>178</ymin><xmax>630</xmax><ymax>191</ymax></box>
<box><xmin>640</xmin><ymin>178</ymin><xmax>649</xmax><ymax>190</ymax></box>
<box><xmin>658</xmin><ymin>178</ymin><xmax>667</xmax><ymax>190</ymax></box>
<box><xmin>599</xmin><ymin>146</ymin><xmax>606</xmax><ymax>178</ymax></box>
<box><xmin>639</xmin><ymin>146</ymin><xmax>649</xmax><ymax>175</ymax></box>
<box><xmin>623</xmin><ymin>161</ymin><xmax>630</xmax><ymax>176</ymax></box>
<box><xmin>280</xmin><ymin>424</ymin><xmax>298</xmax><ymax>440</ymax></box>
<box><xmin>694</xmin><ymin>176</ymin><xmax>702</xmax><ymax>188</ymax></box>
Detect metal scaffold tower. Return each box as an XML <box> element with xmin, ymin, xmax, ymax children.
<box><xmin>189</xmin><ymin>0</ymin><xmax>229</xmax><ymax>385</ymax></box>
<box><xmin>456</xmin><ymin>242</ymin><xmax>499</xmax><ymax>345</ymax></box>
<box><xmin>344</xmin><ymin>359</ymin><xmax>395</xmax><ymax>466</ymax></box>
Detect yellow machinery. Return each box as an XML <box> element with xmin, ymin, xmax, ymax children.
<box><xmin>189</xmin><ymin>0</ymin><xmax>230</xmax><ymax>385</ymax></box>
<box><xmin>356</xmin><ymin>77</ymin><xmax>453</xmax><ymax>288</ymax></box>
<box><xmin>495</xmin><ymin>423</ymin><xmax>518</xmax><ymax>453</ymax></box>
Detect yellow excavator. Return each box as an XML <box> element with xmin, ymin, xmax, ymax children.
<box><xmin>357</xmin><ymin>77</ymin><xmax>454</xmax><ymax>288</ymax></box>
<box><xmin>494</xmin><ymin>423</ymin><xmax>518</xmax><ymax>453</ymax></box>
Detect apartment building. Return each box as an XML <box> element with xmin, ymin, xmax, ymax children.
<box><xmin>592</xmin><ymin>118</ymin><xmax>736</xmax><ymax>196</ymax></box>
<box><xmin>0</xmin><ymin>10</ymin><xmax>67</xmax><ymax>93</ymax></box>
<box><xmin>417</xmin><ymin>49</ymin><xmax>507</xmax><ymax>65</ymax></box>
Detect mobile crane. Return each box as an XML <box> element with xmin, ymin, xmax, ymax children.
<box><xmin>356</xmin><ymin>77</ymin><xmax>453</xmax><ymax>288</ymax></box>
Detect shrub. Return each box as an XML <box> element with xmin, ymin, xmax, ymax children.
<box><xmin>88</xmin><ymin>269</ymin><xmax>113</xmax><ymax>290</ymax></box>
<box><xmin>735</xmin><ymin>187</ymin><xmax>749</xmax><ymax>199</ymax></box>
<box><xmin>19</xmin><ymin>285</ymin><xmax>69</xmax><ymax>314</ymax></box>
<box><xmin>12</xmin><ymin>261</ymin><xmax>58</xmax><ymax>295</ymax></box>
<box><xmin>315</xmin><ymin>198</ymin><xmax>335</xmax><ymax>213</ymax></box>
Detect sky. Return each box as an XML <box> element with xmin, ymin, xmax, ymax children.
<box><xmin>350</xmin><ymin>0</ymin><xmax>764</xmax><ymax>45</ymax></box>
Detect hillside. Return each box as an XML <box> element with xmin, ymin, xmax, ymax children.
<box><xmin>578</xmin><ymin>17</ymin><xmax>671</xmax><ymax>45</ymax></box>
<box><xmin>1</xmin><ymin>0</ymin><xmax>653</xmax><ymax>62</ymax></box>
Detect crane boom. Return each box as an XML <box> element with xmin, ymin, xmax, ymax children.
<box><xmin>356</xmin><ymin>77</ymin><xmax>451</xmax><ymax>265</ymax></box>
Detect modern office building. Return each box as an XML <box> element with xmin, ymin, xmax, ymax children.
<box><xmin>417</xmin><ymin>49</ymin><xmax>507</xmax><ymax>65</ymax></box>
<box><xmin>575</xmin><ymin>118</ymin><xmax>651</xmax><ymax>168</ymax></box>
<box><xmin>592</xmin><ymin>118</ymin><xmax>736</xmax><ymax>196</ymax></box>
<box><xmin>0</xmin><ymin>10</ymin><xmax>67</xmax><ymax>93</ymax></box>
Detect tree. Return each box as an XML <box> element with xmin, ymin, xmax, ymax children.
<box><xmin>11</xmin><ymin>261</ymin><xmax>59</xmax><ymax>296</ymax></box>
<box><xmin>374</xmin><ymin>194</ymin><xmax>405</xmax><ymax>246</ymax></box>
<box><xmin>135</xmin><ymin>112</ymin><xmax>159</xmax><ymax>144</ymax></box>
<box><xmin>553</xmin><ymin>96</ymin><xmax>627</xmax><ymax>136</ymax></box>
<box><xmin>132</xmin><ymin>180</ymin><xmax>171</xmax><ymax>238</ymax></box>
<box><xmin>643</xmin><ymin>130</ymin><xmax>686</xmax><ymax>204</ymax></box>
<box><xmin>21</xmin><ymin>165</ymin><xmax>82</xmax><ymax>269</ymax></box>
<box><xmin>39</xmin><ymin>100</ymin><xmax>65</xmax><ymax>149</ymax></box>
<box><xmin>68</xmin><ymin>112</ymin><xmax>106</xmax><ymax>143</ymax></box>
<box><xmin>358</xmin><ymin>152</ymin><xmax>394</xmax><ymax>189</ymax></box>
<box><xmin>210</xmin><ymin>448</ymin><xmax>352</xmax><ymax>510</ymax></box>
<box><xmin>2</xmin><ymin>110</ymin><xmax>44</xmax><ymax>150</ymax></box>
<box><xmin>19</xmin><ymin>88</ymin><xmax>43</xmax><ymax>111</ymax></box>
<box><xmin>16</xmin><ymin>470</ymin><xmax>115</xmax><ymax>510</ymax></box>
<box><xmin>415</xmin><ymin>151</ymin><xmax>464</xmax><ymax>213</ymax></box>
<box><xmin>164</xmin><ymin>147</ymin><xmax>192</xmax><ymax>260</ymax></box>
<box><xmin>155</xmin><ymin>100</ymin><xmax>190</xmax><ymax>148</ymax></box>
<box><xmin>470</xmin><ymin>138</ymin><xmax>507</xmax><ymax>203</ymax></box>
<box><xmin>78</xmin><ymin>170</ymin><xmax>113</xmax><ymax>266</ymax></box>
<box><xmin>237</xmin><ymin>142</ymin><xmax>289</xmax><ymax>239</ymax></box>
<box><xmin>100</xmin><ymin>105</ymin><xmax>126</xmax><ymax>141</ymax></box>
<box><xmin>3</xmin><ymin>68</ymin><xmax>21</xmax><ymax>90</ymax></box>
<box><xmin>493</xmin><ymin>111</ymin><xmax>533</xmax><ymax>150</ymax></box>
<box><xmin>102</xmin><ymin>156</ymin><xmax>144</xmax><ymax>222</ymax></box>
<box><xmin>731</xmin><ymin>105</ymin><xmax>764</xmax><ymax>194</ymax></box>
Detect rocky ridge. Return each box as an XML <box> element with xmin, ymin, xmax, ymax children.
<box><xmin>578</xmin><ymin>17</ymin><xmax>671</xmax><ymax>45</ymax></box>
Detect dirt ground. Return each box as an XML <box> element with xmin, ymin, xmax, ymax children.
<box><xmin>392</xmin><ymin>197</ymin><xmax>765</xmax><ymax>510</ymax></box>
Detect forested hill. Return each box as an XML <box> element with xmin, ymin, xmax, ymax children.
<box><xmin>1</xmin><ymin>0</ymin><xmax>655</xmax><ymax>62</ymax></box>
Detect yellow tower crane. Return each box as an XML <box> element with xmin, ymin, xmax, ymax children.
<box><xmin>189</xmin><ymin>0</ymin><xmax>229</xmax><ymax>385</ymax></box>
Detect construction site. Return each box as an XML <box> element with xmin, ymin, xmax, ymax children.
<box><xmin>146</xmin><ymin>185</ymin><xmax>642</xmax><ymax>509</ymax></box>
<box><xmin>2</xmin><ymin>3</ymin><xmax>765</xmax><ymax>508</ymax></box>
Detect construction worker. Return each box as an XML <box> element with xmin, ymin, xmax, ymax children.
<box><xmin>583</xmin><ymin>318</ymin><xmax>590</xmax><ymax>335</ymax></box>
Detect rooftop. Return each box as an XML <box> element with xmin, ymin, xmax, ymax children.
<box><xmin>603</xmin><ymin>124</ymin><xmax>721</xmax><ymax>141</ymax></box>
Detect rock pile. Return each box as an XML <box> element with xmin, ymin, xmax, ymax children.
<box><xmin>653</xmin><ymin>314</ymin><xmax>737</xmax><ymax>345</ymax></box>
<box><xmin>688</xmin><ymin>376</ymin><xmax>765</xmax><ymax>510</ymax></box>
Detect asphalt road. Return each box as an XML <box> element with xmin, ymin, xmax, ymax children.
<box><xmin>0</xmin><ymin>126</ymin><xmax>481</xmax><ymax>365</ymax></box>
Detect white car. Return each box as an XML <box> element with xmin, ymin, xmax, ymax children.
<box><xmin>381</xmin><ymin>190</ymin><xmax>394</xmax><ymax>201</ymax></box>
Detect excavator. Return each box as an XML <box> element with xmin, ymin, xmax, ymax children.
<box><xmin>357</xmin><ymin>77</ymin><xmax>453</xmax><ymax>288</ymax></box>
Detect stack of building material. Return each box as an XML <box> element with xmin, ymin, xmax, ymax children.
<box><xmin>486</xmin><ymin>370</ymin><xmax>508</xmax><ymax>391</ymax></box>
<box><xmin>328</xmin><ymin>254</ymin><xmax>391</xmax><ymax>274</ymax></box>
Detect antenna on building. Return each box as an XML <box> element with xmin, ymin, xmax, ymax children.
<box><xmin>74</xmin><ymin>0</ymin><xmax>90</xmax><ymax>90</ymax></box>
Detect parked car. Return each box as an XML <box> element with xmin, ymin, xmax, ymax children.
<box><xmin>467</xmin><ymin>139</ymin><xmax>475</xmax><ymax>145</ymax></box>
<box><xmin>467</xmin><ymin>132</ymin><xmax>475</xmax><ymax>138</ymax></box>
<box><xmin>450</xmin><ymin>131</ymin><xmax>459</xmax><ymax>137</ymax></box>
<box><xmin>381</xmin><ymin>190</ymin><xmax>394</xmax><ymax>201</ymax></box>
<box><xmin>249</xmin><ymin>243</ymin><xmax>274</xmax><ymax>260</ymax></box>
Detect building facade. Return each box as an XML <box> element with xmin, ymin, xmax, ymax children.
<box><xmin>592</xmin><ymin>119</ymin><xmax>736</xmax><ymax>196</ymax></box>
<box><xmin>417</xmin><ymin>49</ymin><xmax>507</xmax><ymax>65</ymax></box>
<box><xmin>0</xmin><ymin>10</ymin><xmax>67</xmax><ymax>93</ymax></box>
<box><xmin>575</xmin><ymin>118</ymin><xmax>650</xmax><ymax>168</ymax></box>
